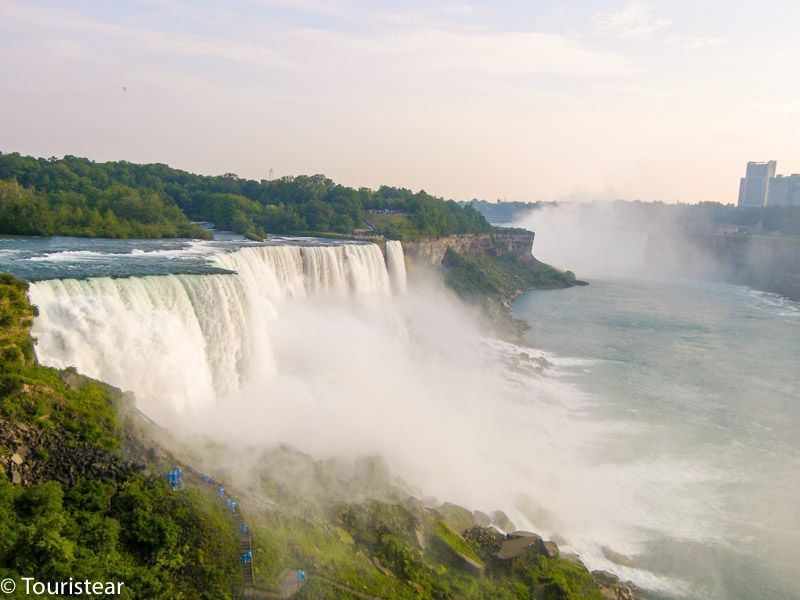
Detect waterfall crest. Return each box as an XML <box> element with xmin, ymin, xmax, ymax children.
<box><xmin>29</xmin><ymin>241</ymin><xmax>404</xmax><ymax>419</ymax></box>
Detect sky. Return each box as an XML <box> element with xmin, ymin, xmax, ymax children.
<box><xmin>1</xmin><ymin>0</ymin><xmax>799</xmax><ymax>204</ymax></box>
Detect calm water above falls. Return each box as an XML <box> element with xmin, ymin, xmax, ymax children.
<box><xmin>513</xmin><ymin>278</ymin><xmax>800</xmax><ymax>600</ymax></box>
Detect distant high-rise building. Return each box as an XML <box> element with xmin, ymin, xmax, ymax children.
<box><xmin>738</xmin><ymin>161</ymin><xmax>777</xmax><ymax>207</ymax></box>
<box><xmin>766</xmin><ymin>174</ymin><xmax>800</xmax><ymax>206</ymax></box>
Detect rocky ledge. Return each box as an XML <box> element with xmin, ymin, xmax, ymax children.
<box><xmin>402</xmin><ymin>230</ymin><xmax>535</xmax><ymax>266</ymax></box>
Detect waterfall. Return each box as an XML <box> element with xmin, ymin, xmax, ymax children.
<box><xmin>385</xmin><ymin>241</ymin><xmax>407</xmax><ymax>294</ymax></box>
<box><xmin>28</xmin><ymin>241</ymin><xmax>403</xmax><ymax>420</ymax></box>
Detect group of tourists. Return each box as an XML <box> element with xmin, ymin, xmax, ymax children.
<box><xmin>188</xmin><ymin>469</ymin><xmax>308</xmax><ymax>587</ymax></box>
<box><xmin>166</xmin><ymin>468</ymin><xmax>183</xmax><ymax>490</ymax></box>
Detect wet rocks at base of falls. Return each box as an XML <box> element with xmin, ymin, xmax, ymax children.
<box><xmin>592</xmin><ymin>570</ymin><xmax>640</xmax><ymax>600</ymax></box>
<box><xmin>462</xmin><ymin>525</ymin><xmax>642</xmax><ymax>600</ymax></box>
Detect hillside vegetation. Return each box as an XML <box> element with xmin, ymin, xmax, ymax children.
<box><xmin>0</xmin><ymin>274</ymin><xmax>240</xmax><ymax>599</ymax></box>
<box><xmin>0</xmin><ymin>152</ymin><xmax>491</xmax><ymax>241</ymax></box>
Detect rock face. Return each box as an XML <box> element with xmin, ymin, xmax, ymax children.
<box><xmin>402</xmin><ymin>230</ymin><xmax>535</xmax><ymax>267</ymax></box>
<box><xmin>428</xmin><ymin>532</ymin><xmax>485</xmax><ymax>576</ymax></box>
<box><xmin>497</xmin><ymin>532</ymin><xmax>546</xmax><ymax>559</ymax></box>
<box><xmin>646</xmin><ymin>232</ymin><xmax>800</xmax><ymax>301</ymax></box>
<box><xmin>461</xmin><ymin>526</ymin><xmax>642</xmax><ymax>599</ymax></box>
<box><xmin>592</xmin><ymin>570</ymin><xmax>640</xmax><ymax>600</ymax></box>
<box><xmin>0</xmin><ymin>418</ymin><xmax>142</xmax><ymax>487</ymax></box>
<box><xmin>490</xmin><ymin>510</ymin><xmax>516</xmax><ymax>533</ymax></box>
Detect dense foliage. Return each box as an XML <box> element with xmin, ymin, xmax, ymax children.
<box><xmin>0</xmin><ymin>152</ymin><xmax>492</xmax><ymax>241</ymax></box>
<box><xmin>0</xmin><ymin>179</ymin><xmax>211</xmax><ymax>240</ymax></box>
<box><xmin>0</xmin><ymin>275</ymin><xmax>240</xmax><ymax>599</ymax></box>
<box><xmin>0</xmin><ymin>476</ymin><xmax>240</xmax><ymax>599</ymax></box>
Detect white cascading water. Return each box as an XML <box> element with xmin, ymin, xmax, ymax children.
<box><xmin>28</xmin><ymin>242</ymin><xmax>404</xmax><ymax>420</ymax></box>
<box><xmin>385</xmin><ymin>241</ymin><xmax>407</xmax><ymax>294</ymax></box>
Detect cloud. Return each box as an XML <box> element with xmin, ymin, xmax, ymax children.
<box><xmin>392</xmin><ymin>28</ymin><xmax>631</xmax><ymax>76</ymax></box>
<box><xmin>292</xmin><ymin>27</ymin><xmax>632</xmax><ymax>78</ymax></box>
<box><xmin>679</xmin><ymin>36</ymin><xmax>728</xmax><ymax>49</ymax></box>
<box><xmin>1</xmin><ymin>1</ymin><xmax>627</xmax><ymax>80</ymax></box>
<box><xmin>0</xmin><ymin>1</ymin><xmax>302</xmax><ymax>71</ymax></box>
<box><xmin>592</xmin><ymin>1</ymin><xmax>671</xmax><ymax>41</ymax></box>
<box><xmin>741</xmin><ymin>100</ymin><xmax>800</xmax><ymax>116</ymax></box>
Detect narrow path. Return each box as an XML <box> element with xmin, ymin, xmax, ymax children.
<box><xmin>171</xmin><ymin>463</ymin><xmax>392</xmax><ymax>599</ymax></box>
<box><xmin>177</xmin><ymin>465</ymin><xmax>258</xmax><ymax>597</ymax></box>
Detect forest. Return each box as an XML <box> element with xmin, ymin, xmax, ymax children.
<box><xmin>0</xmin><ymin>153</ymin><xmax>491</xmax><ymax>241</ymax></box>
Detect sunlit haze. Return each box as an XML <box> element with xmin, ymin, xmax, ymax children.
<box><xmin>2</xmin><ymin>0</ymin><xmax>799</xmax><ymax>203</ymax></box>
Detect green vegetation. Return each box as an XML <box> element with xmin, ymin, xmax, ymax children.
<box><xmin>431</xmin><ymin>521</ymin><xmax>483</xmax><ymax>564</ymax></box>
<box><xmin>441</xmin><ymin>248</ymin><xmax>577</xmax><ymax>305</ymax></box>
<box><xmin>0</xmin><ymin>275</ymin><xmax>240</xmax><ymax>598</ymax></box>
<box><xmin>438</xmin><ymin>247</ymin><xmax>579</xmax><ymax>339</ymax></box>
<box><xmin>0</xmin><ymin>152</ymin><xmax>492</xmax><ymax>241</ymax></box>
<box><xmin>0</xmin><ymin>179</ymin><xmax>211</xmax><ymax>240</ymax></box>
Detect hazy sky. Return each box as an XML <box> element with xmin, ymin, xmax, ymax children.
<box><xmin>1</xmin><ymin>1</ymin><xmax>799</xmax><ymax>203</ymax></box>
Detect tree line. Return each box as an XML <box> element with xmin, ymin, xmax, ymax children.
<box><xmin>0</xmin><ymin>153</ymin><xmax>491</xmax><ymax>240</ymax></box>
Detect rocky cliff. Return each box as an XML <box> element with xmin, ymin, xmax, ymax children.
<box><xmin>402</xmin><ymin>229</ymin><xmax>535</xmax><ymax>266</ymax></box>
<box><xmin>647</xmin><ymin>232</ymin><xmax>800</xmax><ymax>301</ymax></box>
<box><xmin>397</xmin><ymin>229</ymin><xmax>580</xmax><ymax>341</ymax></box>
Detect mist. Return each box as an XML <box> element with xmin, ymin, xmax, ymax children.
<box><xmin>511</xmin><ymin>201</ymin><xmax>722</xmax><ymax>280</ymax></box>
<box><xmin>184</xmin><ymin>276</ymin><xmax>706</xmax><ymax>595</ymax></box>
<box><xmin>27</xmin><ymin>241</ymin><xmax>732</xmax><ymax>595</ymax></box>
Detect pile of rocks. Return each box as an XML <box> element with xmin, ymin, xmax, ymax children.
<box><xmin>462</xmin><ymin>526</ymin><xmax>641</xmax><ymax>600</ymax></box>
<box><xmin>0</xmin><ymin>418</ymin><xmax>142</xmax><ymax>487</ymax></box>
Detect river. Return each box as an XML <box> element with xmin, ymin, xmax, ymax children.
<box><xmin>513</xmin><ymin>277</ymin><xmax>800</xmax><ymax>599</ymax></box>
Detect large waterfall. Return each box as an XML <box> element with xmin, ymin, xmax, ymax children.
<box><xmin>29</xmin><ymin>241</ymin><xmax>405</xmax><ymax>419</ymax></box>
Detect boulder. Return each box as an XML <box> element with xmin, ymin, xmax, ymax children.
<box><xmin>560</xmin><ymin>553</ymin><xmax>586</xmax><ymax>569</ymax></box>
<box><xmin>497</xmin><ymin>532</ymin><xmax>546</xmax><ymax>560</ymax></box>
<box><xmin>428</xmin><ymin>523</ymin><xmax>485</xmax><ymax>576</ymax></box>
<box><xmin>463</xmin><ymin>525</ymin><xmax>504</xmax><ymax>557</ymax></box>
<box><xmin>490</xmin><ymin>510</ymin><xmax>515</xmax><ymax>533</ymax></box>
<box><xmin>473</xmin><ymin>510</ymin><xmax>492</xmax><ymax>526</ymax></box>
<box><xmin>438</xmin><ymin>502</ymin><xmax>477</xmax><ymax>533</ymax></box>
<box><xmin>592</xmin><ymin>570</ymin><xmax>639</xmax><ymax>600</ymax></box>
<box><xmin>543</xmin><ymin>540</ymin><xmax>559</xmax><ymax>558</ymax></box>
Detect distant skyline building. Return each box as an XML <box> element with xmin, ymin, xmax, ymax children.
<box><xmin>738</xmin><ymin>161</ymin><xmax>777</xmax><ymax>207</ymax></box>
<box><xmin>766</xmin><ymin>174</ymin><xmax>800</xmax><ymax>206</ymax></box>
